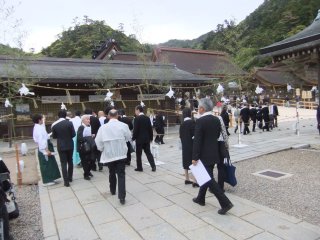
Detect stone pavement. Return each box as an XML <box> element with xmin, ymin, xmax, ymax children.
<box><xmin>1</xmin><ymin>106</ymin><xmax>319</xmax><ymax>240</ymax></box>
<box><xmin>38</xmin><ymin>111</ymin><xmax>320</xmax><ymax>240</ymax></box>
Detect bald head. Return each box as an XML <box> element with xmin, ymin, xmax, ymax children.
<box><xmin>108</xmin><ymin>109</ymin><xmax>118</xmax><ymax>119</ymax></box>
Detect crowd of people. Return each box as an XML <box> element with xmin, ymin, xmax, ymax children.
<box><xmin>223</xmin><ymin>102</ymin><xmax>279</xmax><ymax>135</ymax></box>
<box><xmin>32</xmin><ymin>106</ymin><xmax>156</xmax><ymax>205</ymax></box>
<box><xmin>32</xmin><ymin>98</ymin><xmax>238</xmax><ymax>214</ymax></box>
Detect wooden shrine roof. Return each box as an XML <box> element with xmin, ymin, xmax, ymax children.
<box><xmin>151</xmin><ymin>47</ymin><xmax>245</xmax><ymax>77</ymax></box>
<box><xmin>0</xmin><ymin>55</ymin><xmax>210</xmax><ymax>84</ymax></box>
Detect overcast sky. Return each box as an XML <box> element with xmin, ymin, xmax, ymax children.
<box><xmin>2</xmin><ymin>0</ymin><xmax>264</xmax><ymax>53</ymax></box>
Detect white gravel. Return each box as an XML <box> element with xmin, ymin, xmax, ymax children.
<box><xmin>223</xmin><ymin>148</ymin><xmax>320</xmax><ymax>226</ymax></box>
<box><xmin>9</xmin><ymin>185</ymin><xmax>43</xmax><ymax>240</ymax></box>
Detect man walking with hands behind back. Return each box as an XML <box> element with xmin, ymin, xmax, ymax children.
<box><xmin>95</xmin><ymin>109</ymin><xmax>132</xmax><ymax>204</ymax></box>
<box><xmin>192</xmin><ymin>98</ymin><xmax>233</xmax><ymax>215</ymax></box>
<box><xmin>51</xmin><ymin>110</ymin><xmax>76</xmax><ymax>187</ymax></box>
<box><xmin>132</xmin><ymin>105</ymin><xmax>156</xmax><ymax>172</ymax></box>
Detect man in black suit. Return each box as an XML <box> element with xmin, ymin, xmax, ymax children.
<box><xmin>262</xmin><ymin>103</ymin><xmax>270</xmax><ymax>131</ymax></box>
<box><xmin>119</xmin><ymin>109</ymin><xmax>133</xmax><ymax>165</ymax></box>
<box><xmin>240</xmin><ymin>103</ymin><xmax>250</xmax><ymax>135</ymax></box>
<box><xmin>52</xmin><ymin>110</ymin><xmax>76</xmax><ymax>187</ymax></box>
<box><xmin>154</xmin><ymin>112</ymin><xmax>166</xmax><ymax>144</ymax></box>
<box><xmin>273</xmin><ymin>103</ymin><xmax>279</xmax><ymax>127</ymax></box>
<box><xmin>84</xmin><ymin>109</ymin><xmax>103</xmax><ymax>171</ymax></box>
<box><xmin>250</xmin><ymin>104</ymin><xmax>257</xmax><ymax>132</ymax></box>
<box><xmin>132</xmin><ymin>105</ymin><xmax>156</xmax><ymax>172</ymax></box>
<box><xmin>192</xmin><ymin>98</ymin><xmax>233</xmax><ymax>215</ymax></box>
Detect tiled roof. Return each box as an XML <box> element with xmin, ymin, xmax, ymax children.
<box><xmin>112</xmin><ymin>52</ymin><xmax>151</xmax><ymax>62</ymax></box>
<box><xmin>152</xmin><ymin>47</ymin><xmax>245</xmax><ymax>76</ymax></box>
<box><xmin>0</xmin><ymin>55</ymin><xmax>210</xmax><ymax>84</ymax></box>
<box><xmin>254</xmin><ymin>67</ymin><xmax>307</xmax><ymax>86</ymax></box>
<box><xmin>260</xmin><ymin>10</ymin><xmax>320</xmax><ymax>56</ymax></box>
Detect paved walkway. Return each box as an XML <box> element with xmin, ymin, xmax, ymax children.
<box><xmin>38</xmin><ymin>114</ymin><xmax>320</xmax><ymax>240</ymax></box>
<box><xmin>1</xmin><ymin>106</ymin><xmax>319</xmax><ymax>240</ymax></box>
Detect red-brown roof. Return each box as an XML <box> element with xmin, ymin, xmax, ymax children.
<box><xmin>151</xmin><ymin>47</ymin><xmax>245</xmax><ymax>77</ymax></box>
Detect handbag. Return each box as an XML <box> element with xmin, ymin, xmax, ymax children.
<box><xmin>224</xmin><ymin>155</ymin><xmax>237</xmax><ymax>187</ymax></box>
<box><xmin>128</xmin><ymin>141</ymin><xmax>135</xmax><ymax>153</ymax></box>
<box><xmin>79</xmin><ymin>140</ymin><xmax>91</xmax><ymax>154</ymax></box>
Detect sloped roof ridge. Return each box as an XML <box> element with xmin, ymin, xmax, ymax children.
<box><xmin>157</xmin><ymin>47</ymin><xmax>226</xmax><ymax>56</ymax></box>
<box><xmin>0</xmin><ymin>55</ymin><xmax>174</xmax><ymax>67</ymax></box>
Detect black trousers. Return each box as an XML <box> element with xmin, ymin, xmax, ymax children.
<box><xmin>108</xmin><ymin>159</ymin><xmax>126</xmax><ymax>200</ymax></box>
<box><xmin>196</xmin><ymin>165</ymin><xmax>231</xmax><ymax>208</ymax></box>
<box><xmin>58</xmin><ymin>149</ymin><xmax>73</xmax><ymax>182</ymax></box>
<box><xmin>91</xmin><ymin>148</ymin><xmax>103</xmax><ymax>170</ymax></box>
<box><xmin>243</xmin><ymin>121</ymin><xmax>250</xmax><ymax>135</ymax></box>
<box><xmin>136</xmin><ymin>142</ymin><xmax>156</xmax><ymax>170</ymax></box>
<box><xmin>225</xmin><ymin>127</ymin><xmax>230</xmax><ymax>136</ymax></box>
<box><xmin>126</xmin><ymin>142</ymin><xmax>131</xmax><ymax>164</ymax></box>
<box><xmin>217</xmin><ymin>162</ymin><xmax>226</xmax><ymax>191</ymax></box>
<box><xmin>79</xmin><ymin>152</ymin><xmax>93</xmax><ymax>177</ymax></box>
<box><xmin>252</xmin><ymin>119</ymin><xmax>256</xmax><ymax>132</ymax></box>
<box><xmin>263</xmin><ymin>119</ymin><xmax>270</xmax><ymax>131</ymax></box>
<box><xmin>155</xmin><ymin>128</ymin><xmax>165</xmax><ymax>143</ymax></box>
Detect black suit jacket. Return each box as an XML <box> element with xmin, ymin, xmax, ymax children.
<box><xmin>192</xmin><ymin>115</ymin><xmax>221</xmax><ymax>166</ymax></box>
<box><xmin>273</xmin><ymin>105</ymin><xmax>279</xmax><ymax>116</ymax></box>
<box><xmin>90</xmin><ymin>116</ymin><xmax>100</xmax><ymax>136</ymax></box>
<box><xmin>120</xmin><ymin>116</ymin><xmax>133</xmax><ymax>130</ymax></box>
<box><xmin>250</xmin><ymin>108</ymin><xmax>257</xmax><ymax>121</ymax></box>
<box><xmin>132</xmin><ymin>114</ymin><xmax>153</xmax><ymax>144</ymax></box>
<box><xmin>179</xmin><ymin>119</ymin><xmax>195</xmax><ymax>168</ymax></box>
<box><xmin>240</xmin><ymin>107</ymin><xmax>250</xmax><ymax>122</ymax></box>
<box><xmin>261</xmin><ymin>106</ymin><xmax>270</xmax><ymax>121</ymax></box>
<box><xmin>52</xmin><ymin>119</ymin><xmax>76</xmax><ymax>151</ymax></box>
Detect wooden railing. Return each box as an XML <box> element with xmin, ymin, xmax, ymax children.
<box><xmin>271</xmin><ymin>99</ymin><xmax>318</xmax><ymax>110</ymax></box>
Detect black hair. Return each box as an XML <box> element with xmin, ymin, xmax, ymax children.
<box><xmin>32</xmin><ymin>114</ymin><xmax>43</xmax><ymax>124</ymax></box>
<box><xmin>84</xmin><ymin>109</ymin><xmax>92</xmax><ymax>114</ymax></box>
<box><xmin>182</xmin><ymin>107</ymin><xmax>191</xmax><ymax>119</ymax></box>
<box><xmin>75</xmin><ymin>110</ymin><xmax>81</xmax><ymax>116</ymax></box>
<box><xmin>104</xmin><ymin>106</ymin><xmax>114</xmax><ymax>115</ymax></box>
<box><xmin>58</xmin><ymin>110</ymin><xmax>67</xmax><ymax>118</ymax></box>
<box><xmin>135</xmin><ymin>105</ymin><xmax>144</xmax><ymax>113</ymax></box>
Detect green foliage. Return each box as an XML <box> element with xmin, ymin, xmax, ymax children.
<box><xmin>162</xmin><ymin>0</ymin><xmax>320</xmax><ymax>71</ymax></box>
<box><xmin>41</xmin><ymin>16</ymin><xmax>147</xmax><ymax>58</ymax></box>
<box><xmin>0</xmin><ymin>44</ymin><xmax>24</xmax><ymax>55</ymax></box>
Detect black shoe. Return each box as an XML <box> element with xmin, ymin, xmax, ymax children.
<box><xmin>64</xmin><ymin>182</ymin><xmax>70</xmax><ymax>187</ymax></box>
<box><xmin>88</xmin><ymin>172</ymin><xmax>93</xmax><ymax>177</ymax></box>
<box><xmin>99</xmin><ymin>166</ymin><xmax>103</xmax><ymax>171</ymax></box>
<box><xmin>192</xmin><ymin>182</ymin><xmax>199</xmax><ymax>188</ymax></box>
<box><xmin>135</xmin><ymin>168</ymin><xmax>143</xmax><ymax>172</ymax></box>
<box><xmin>68</xmin><ymin>178</ymin><xmax>73</xmax><ymax>182</ymax></box>
<box><xmin>125</xmin><ymin>162</ymin><xmax>131</xmax><ymax>166</ymax></box>
<box><xmin>84</xmin><ymin>176</ymin><xmax>90</xmax><ymax>180</ymax></box>
<box><xmin>111</xmin><ymin>191</ymin><xmax>116</xmax><ymax>195</ymax></box>
<box><xmin>120</xmin><ymin>198</ymin><xmax>125</xmax><ymax>205</ymax></box>
<box><xmin>192</xmin><ymin>197</ymin><xmax>205</xmax><ymax>206</ymax></box>
<box><xmin>151</xmin><ymin>166</ymin><xmax>156</xmax><ymax>172</ymax></box>
<box><xmin>218</xmin><ymin>203</ymin><xmax>234</xmax><ymax>215</ymax></box>
<box><xmin>185</xmin><ymin>180</ymin><xmax>193</xmax><ymax>185</ymax></box>
<box><xmin>161</xmin><ymin>142</ymin><xmax>165</xmax><ymax>144</ymax></box>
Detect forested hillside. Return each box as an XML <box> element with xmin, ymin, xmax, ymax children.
<box><xmin>41</xmin><ymin>17</ymin><xmax>151</xmax><ymax>58</ymax></box>
<box><xmin>161</xmin><ymin>0</ymin><xmax>320</xmax><ymax>70</ymax></box>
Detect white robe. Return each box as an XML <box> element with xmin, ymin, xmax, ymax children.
<box><xmin>33</xmin><ymin>123</ymin><xmax>49</xmax><ymax>155</ymax></box>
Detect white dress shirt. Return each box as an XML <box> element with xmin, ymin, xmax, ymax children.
<box><xmin>70</xmin><ymin>116</ymin><xmax>82</xmax><ymax>132</ymax></box>
<box><xmin>95</xmin><ymin>119</ymin><xmax>132</xmax><ymax>163</ymax></box>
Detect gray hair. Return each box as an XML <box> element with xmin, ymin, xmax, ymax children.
<box><xmin>198</xmin><ymin>98</ymin><xmax>213</xmax><ymax>112</ymax></box>
<box><xmin>81</xmin><ymin>114</ymin><xmax>90</xmax><ymax>122</ymax></box>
